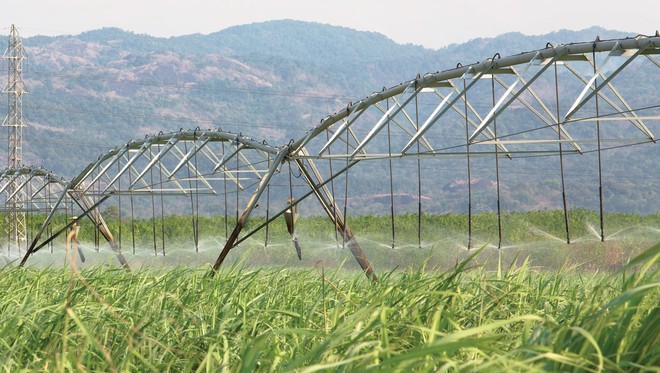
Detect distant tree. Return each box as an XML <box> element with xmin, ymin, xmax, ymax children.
<box><xmin>103</xmin><ymin>205</ymin><xmax>120</xmax><ymax>219</ymax></box>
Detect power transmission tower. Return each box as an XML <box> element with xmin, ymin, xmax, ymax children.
<box><xmin>2</xmin><ymin>25</ymin><xmax>28</xmax><ymax>253</ymax></box>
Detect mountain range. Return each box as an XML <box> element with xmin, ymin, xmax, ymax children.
<box><xmin>0</xmin><ymin>20</ymin><xmax>657</xmax><ymax>213</ymax></box>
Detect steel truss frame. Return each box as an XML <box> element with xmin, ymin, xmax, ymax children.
<box><xmin>12</xmin><ymin>35</ymin><xmax>660</xmax><ymax>282</ymax></box>
<box><xmin>0</xmin><ymin>166</ymin><xmax>129</xmax><ymax>267</ymax></box>
<box><xmin>0</xmin><ymin>166</ymin><xmax>68</xmax><ymax>256</ymax></box>
<box><xmin>292</xmin><ymin>35</ymin><xmax>659</xmax><ymax>159</ymax></box>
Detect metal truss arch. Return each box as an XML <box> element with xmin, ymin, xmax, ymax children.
<box><xmin>0</xmin><ymin>166</ymin><xmax>68</xmax><ymax>255</ymax></box>
<box><xmin>0</xmin><ymin>165</ymin><xmax>130</xmax><ymax>268</ymax></box>
<box><xmin>274</xmin><ymin>34</ymin><xmax>660</xmax><ymax>279</ymax></box>
<box><xmin>72</xmin><ymin>129</ymin><xmax>281</xmax><ymax>195</ymax></box>
<box><xmin>0</xmin><ymin>166</ymin><xmax>68</xmax><ymax>213</ymax></box>
<box><xmin>290</xmin><ymin>34</ymin><xmax>660</xmax><ymax>161</ymax></box>
<box><xmin>19</xmin><ymin>129</ymin><xmax>284</xmax><ymax>268</ymax></box>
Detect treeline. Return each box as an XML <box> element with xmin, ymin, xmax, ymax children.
<box><xmin>13</xmin><ymin>209</ymin><xmax>660</xmax><ymax>249</ymax></box>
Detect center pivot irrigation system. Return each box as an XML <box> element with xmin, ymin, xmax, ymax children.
<box><xmin>4</xmin><ymin>35</ymin><xmax>660</xmax><ymax>281</ymax></box>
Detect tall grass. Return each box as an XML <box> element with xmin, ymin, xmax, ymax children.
<box><xmin>0</xmin><ymin>244</ymin><xmax>658</xmax><ymax>371</ymax></box>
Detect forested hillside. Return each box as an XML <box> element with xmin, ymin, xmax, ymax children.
<box><xmin>0</xmin><ymin>20</ymin><xmax>657</xmax><ymax>213</ymax></box>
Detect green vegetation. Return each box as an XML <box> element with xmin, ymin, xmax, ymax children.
<box><xmin>16</xmin><ymin>209</ymin><xmax>660</xmax><ymax>271</ymax></box>
<box><xmin>0</xmin><ymin>243</ymin><xmax>658</xmax><ymax>371</ymax></box>
<box><xmin>47</xmin><ymin>208</ymin><xmax>660</xmax><ymax>247</ymax></box>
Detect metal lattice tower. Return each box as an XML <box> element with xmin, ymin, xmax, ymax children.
<box><xmin>2</xmin><ymin>25</ymin><xmax>28</xmax><ymax>251</ymax></box>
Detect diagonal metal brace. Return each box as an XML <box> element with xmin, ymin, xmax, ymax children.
<box><xmin>211</xmin><ymin>146</ymin><xmax>288</xmax><ymax>275</ymax></box>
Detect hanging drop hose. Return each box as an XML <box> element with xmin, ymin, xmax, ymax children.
<box><xmin>386</xmin><ymin>96</ymin><xmax>396</xmax><ymax>249</ymax></box>
<box><xmin>414</xmin><ymin>80</ymin><xmax>422</xmax><ymax>249</ymax></box>
<box><xmin>286</xmin><ymin>161</ymin><xmax>302</xmax><ymax>260</ymax></box>
<box><xmin>264</xmin><ymin>153</ymin><xmax>271</xmax><ymax>248</ymax></box>
<box><xmin>149</xmin><ymin>148</ymin><xmax>158</xmax><ymax>256</ymax></box>
<box><xmin>593</xmin><ymin>46</ymin><xmax>606</xmax><ymax>242</ymax></box>
<box><xmin>554</xmin><ymin>58</ymin><xmax>571</xmax><ymax>244</ymax></box>
<box><xmin>492</xmin><ymin>77</ymin><xmax>503</xmax><ymax>250</ymax></box>
<box><xmin>158</xmin><ymin>143</ymin><xmax>166</xmax><ymax>256</ymax></box>
<box><xmin>463</xmin><ymin>79</ymin><xmax>473</xmax><ymax>250</ymax></box>
<box><xmin>221</xmin><ymin>141</ymin><xmax>229</xmax><ymax>242</ymax></box>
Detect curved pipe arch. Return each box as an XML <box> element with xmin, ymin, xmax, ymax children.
<box><xmin>290</xmin><ymin>35</ymin><xmax>660</xmax><ymax>159</ymax></box>
<box><xmin>0</xmin><ymin>167</ymin><xmax>87</xmax><ymax>262</ymax></box>
<box><xmin>20</xmin><ymin>129</ymin><xmax>282</xmax><ymax>268</ymax></box>
<box><xmin>0</xmin><ymin>166</ymin><xmax>69</xmax><ymax>216</ymax></box>
<box><xmin>0</xmin><ymin>166</ymin><xmax>130</xmax><ymax>268</ymax></box>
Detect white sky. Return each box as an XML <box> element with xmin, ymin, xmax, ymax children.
<box><xmin>1</xmin><ymin>0</ymin><xmax>658</xmax><ymax>49</ymax></box>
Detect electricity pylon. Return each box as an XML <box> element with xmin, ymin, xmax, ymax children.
<box><xmin>2</xmin><ymin>25</ymin><xmax>28</xmax><ymax>253</ymax></box>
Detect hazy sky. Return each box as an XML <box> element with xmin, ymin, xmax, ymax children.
<box><xmin>1</xmin><ymin>0</ymin><xmax>658</xmax><ymax>49</ymax></box>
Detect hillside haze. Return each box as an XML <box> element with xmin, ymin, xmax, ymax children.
<box><xmin>1</xmin><ymin>20</ymin><xmax>657</xmax><ymax>213</ymax></box>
